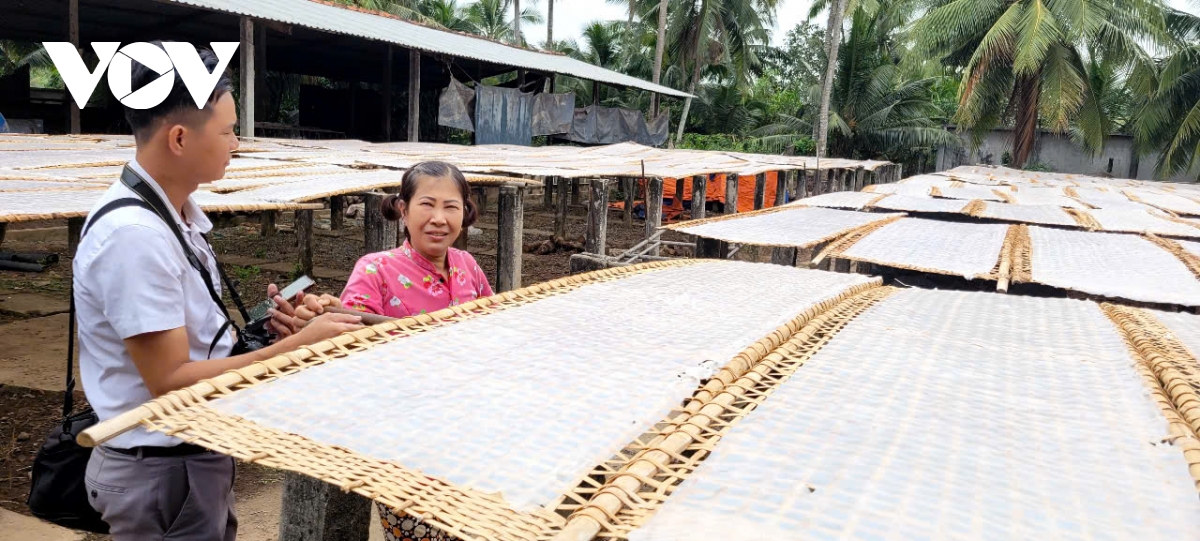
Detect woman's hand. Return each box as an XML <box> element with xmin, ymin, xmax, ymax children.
<box><xmin>269</xmin><ymin>290</ymin><xmax>342</xmax><ymax>338</ymax></box>
<box><xmin>294</xmin><ymin>312</ymin><xmax>364</xmax><ymax>344</ymax></box>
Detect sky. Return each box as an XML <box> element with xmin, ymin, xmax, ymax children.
<box><xmin>522</xmin><ymin>0</ymin><xmax>1198</xmax><ymax>48</ymax></box>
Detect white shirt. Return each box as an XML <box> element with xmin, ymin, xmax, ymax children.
<box><xmin>74</xmin><ymin>159</ymin><xmax>234</xmax><ymax>448</ymax></box>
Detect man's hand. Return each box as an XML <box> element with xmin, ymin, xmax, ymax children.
<box><xmin>268</xmin><ymin>284</ymin><xmax>341</xmax><ymax>338</ymax></box>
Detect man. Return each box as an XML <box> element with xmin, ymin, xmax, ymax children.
<box><xmin>74</xmin><ymin>43</ymin><xmax>362</xmax><ymax>540</ymax></box>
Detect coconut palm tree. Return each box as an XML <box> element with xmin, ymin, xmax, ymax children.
<box><xmin>913</xmin><ymin>0</ymin><xmax>1170</xmax><ymax>167</ymax></box>
<box><xmin>421</xmin><ymin>0</ymin><xmax>477</xmax><ymax>32</ymax></box>
<box><xmin>1132</xmin><ymin>9</ymin><xmax>1200</xmax><ymax>179</ymax></box>
<box><xmin>465</xmin><ymin>0</ymin><xmax>543</xmax><ymax>42</ymax></box>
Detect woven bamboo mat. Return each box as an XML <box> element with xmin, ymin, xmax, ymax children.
<box><xmin>0</xmin><ymin>179</ymin><xmax>107</xmax><ymax>192</ymax></box>
<box><xmin>860</xmin><ymin>183</ymin><xmax>930</xmax><ymax>196</ymax></box>
<box><xmin>1028</xmin><ymin>226</ymin><xmax>1200</xmax><ymax>306</ymax></box>
<box><xmin>0</xmin><ymin>149</ymin><xmax>134</xmax><ymax>169</ymax></box>
<box><xmin>217</xmin><ymin>170</ymin><xmax>406</xmax><ymax>201</ymax></box>
<box><xmin>836</xmin><ymin>218</ymin><xmax>1009</xmax><ymax>279</ymax></box>
<box><xmin>666</xmin><ymin>206</ymin><xmax>905</xmax><ymax>248</ymax></box>
<box><xmin>82</xmin><ymin>261</ymin><xmax>880</xmax><ymax>540</ymax></box>
<box><xmin>626</xmin><ymin>289</ymin><xmax>1200</xmax><ymax>541</ymax></box>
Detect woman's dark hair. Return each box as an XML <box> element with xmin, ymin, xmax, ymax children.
<box><xmin>125</xmin><ymin>42</ymin><xmax>232</xmax><ymax>143</ymax></box>
<box><xmin>381</xmin><ymin>161</ymin><xmax>477</xmax><ymax>239</ymax></box>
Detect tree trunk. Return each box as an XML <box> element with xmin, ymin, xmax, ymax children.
<box><xmin>547</xmin><ymin>0</ymin><xmax>554</xmax><ymax>47</ymax></box>
<box><xmin>651</xmin><ymin>0</ymin><xmax>668</xmax><ymax>116</ymax></box>
<box><xmin>513</xmin><ymin>0</ymin><xmax>521</xmax><ymax>44</ymax></box>
<box><xmin>628</xmin><ymin>1</ymin><xmax>635</xmax><ymax>37</ymax></box>
<box><xmin>675</xmin><ymin>28</ymin><xmax>705</xmax><ymax>145</ymax></box>
<box><xmin>1012</xmin><ymin>71</ymin><xmax>1041</xmax><ymax>168</ymax></box>
<box><xmin>816</xmin><ymin>0</ymin><xmax>847</xmax><ymax>159</ymax></box>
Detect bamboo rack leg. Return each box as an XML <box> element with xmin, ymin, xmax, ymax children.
<box><xmin>623</xmin><ymin>177</ymin><xmax>634</xmax><ymax>226</ymax></box>
<box><xmin>645</xmin><ymin>178</ymin><xmax>663</xmax><ymax>257</ymax></box>
<box><xmin>753</xmin><ymin>173</ymin><xmax>766</xmax><ymax>210</ymax></box>
<box><xmin>67</xmin><ymin>217</ymin><xmax>83</xmax><ymax>257</ymax></box>
<box><xmin>571</xmin><ymin>178</ymin><xmax>582</xmax><ymax>207</ymax></box>
<box><xmin>585</xmin><ymin>178</ymin><xmax>610</xmax><ymax>256</ymax></box>
<box><xmin>261</xmin><ymin>210</ymin><xmax>277</xmax><ymax>238</ymax></box>
<box><xmin>496</xmin><ymin>185</ymin><xmax>524</xmax><ymax>292</ymax></box>
<box><xmin>296</xmin><ymin>209</ymin><xmax>314</xmax><ymax>276</ymax></box>
<box><xmin>543</xmin><ymin>176</ymin><xmax>554</xmax><ymax>211</ymax></box>
<box><xmin>363</xmin><ymin>192</ymin><xmax>398</xmax><ymax>253</ymax></box>
<box><xmin>329</xmin><ymin>196</ymin><xmax>344</xmax><ymax>231</ymax></box>
<box><xmin>691</xmin><ymin>174</ymin><xmax>722</xmax><ymax>258</ymax></box>
<box><xmin>555</xmin><ymin>176</ymin><xmax>570</xmax><ymax>240</ymax></box>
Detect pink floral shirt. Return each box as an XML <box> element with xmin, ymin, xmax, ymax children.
<box><xmin>340</xmin><ymin>241</ymin><xmax>494</xmax><ymax>318</ymax></box>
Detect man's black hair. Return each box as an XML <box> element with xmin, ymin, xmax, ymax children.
<box><xmin>124</xmin><ymin>42</ymin><xmax>233</xmax><ymax>142</ymax></box>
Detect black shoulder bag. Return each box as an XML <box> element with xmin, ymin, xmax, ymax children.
<box><xmin>28</xmin><ymin>166</ymin><xmax>255</xmax><ymax>531</ymax></box>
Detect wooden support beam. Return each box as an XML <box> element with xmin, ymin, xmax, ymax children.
<box><xmin>278</xmin><ymin>473</ymin><xmax>370</xmax><ymax>541</ymax></box>
<box><xmin>592</xmin><ymin>80</ymin><xmax>601</xmax><ymax>105</ymax></box>
<box><xmin>518</xmin><ymin>69</ymin><xmax>527</xmax><ymax>89</ymax></box>
<box><xmin>691</xmin><ymin>175</ymin><xmax>707</xmax><ymax>220</ymax></box>
<box><xmin>329</xmin><ymin>196</ymin><xmax>344</xmax><ymax>230</ymax></box>
<box><xmin>554</xmin><ymin>177</ymin><xmax>569</xmax><ymax>239</ymax></box>
<box><xmin>586</xmin><ymin>178</ymin><xmax>610</xmax><ymax>255</ymax></box>
<box><xmin>571</xmin><ymin>178</ymin><xmax>582</xmax><ymax>207</ymax></box>
<box><xmin>674</xmin><ymin>177</ymin><xmax>684</xmax><ymax>210</ymax></box>
<box><xmin>255</xmin><ymin>24</ymin><xmax>266</xmax><ymax>123</ymax></box>
<box><xmin>407</xmin><ymin>49</ymin><xmax>420</xmax><ymax>142</ymax></box>
<box><xmin>382</xmin><ymin>45</ymin><xmax>393</xmax><ymax>141</ymax></box>
<box><xmin>645</xmin><ymin>178</ymin><xmax>663</xmax><ymax>256</ymax></box>
<box><xmin>774</xmin><ymin>172</ymin><xmax>787</xmax><ymax>206</ymax></box>
<box><xmin>260</xmin><ymin>211</ymin><xmax>277</xmax><ymax>237</ymax></box>
<box><xmin>296</xmin><ymin>209</ymin><xmax>313</xmax><ymax>276</ymax></box>
<box><xmin>724</xmin><ymin>172</ymin><xmax>739</xmax><ymax>215</ymax></box>
<box><xmin>68</xmin><ymin>0</ymin><xmax>80</xmax><ymax>134</ymax></box>
<box><xmin>853</xmin><ymin>166</ymin><xmax>864</xmax><ymax>191</ymax></box>
<box><xmin>496</xmin><ymin>185</ymin><xmax>525</xmax><ymax>292</ymax></box>
<box><xmin>67</xmin><ymin>217</ymin><xmax>83</xmax><ymax>257</ymax></box>
<box><xmin>0</xmin><ymin>223</ymin><xmax>6</xmax><ymax>250</ymax></box>
<box><xmin>623</xmin><ymin>177</ymin><xmax>634</xmax><ymax>226</ymax></box>
<box><xmin>542</xmin><ymin>176</ymin><xmax>554</xmax><ymax>210</ymax></box>
<box><xmin>478</xmin><ymin>186</ymin><xmax>490</xmax><ymax>215</ymax></box>
<box><xmin>364</xmin><ymin>192</ymin><xmax>398</xmax><ymax>252</ymax></box>
<box><xmin>239</xmin><ymin>17</ymin><xmax>255</xmax><ymax>138</ymax></box>
<box><xmin>796</xmin><ymin>168</ymin><xmax>806</xmax><ymax>198</ymax></box>
<box><xmin>753</xmin><ymin>173</ymin><xmax>766</xmax><ymax>210</ymax></box>
<box><xmin>771</xmin><ymin>245</ymin><xmax>797</xmax><ymax>267</ymax></box>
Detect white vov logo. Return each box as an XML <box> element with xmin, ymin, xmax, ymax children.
<box><xmin>43</xmin><ymin>42</ymin><xmax>239</xmax><ymax>110</ymax></box>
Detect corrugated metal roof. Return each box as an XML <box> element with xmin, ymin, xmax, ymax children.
<box><xmin>163</xmin><ymin>0</ymin><xmax>693</xmax><ymax>98</ymax></box>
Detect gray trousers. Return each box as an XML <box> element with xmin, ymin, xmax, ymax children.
<box><xmin>85</xmin><ymin>445</ymin><xmax>238</xmax><ymax>541</ymax></box>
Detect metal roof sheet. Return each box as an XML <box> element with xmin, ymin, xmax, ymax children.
<box><xmin>164</xmin><ymin>0</ymin><xmax>693</xmax><ymax>98</ymax></box>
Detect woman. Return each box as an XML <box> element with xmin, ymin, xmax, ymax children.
<box><xmin>273</xmin><ymin>160</ymin><xmax>491</xmax><ymax>541</ymax></box>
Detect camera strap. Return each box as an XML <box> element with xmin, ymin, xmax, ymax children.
<box><xmin>118</xmin><ymin>165</ymin><xmax>239</xmax><ymax>357</ymax></box>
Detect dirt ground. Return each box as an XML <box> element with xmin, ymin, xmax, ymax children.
<box><xmin>0</xmin><ymin>194</ymin><xmax>691</xmax><ymax>540</ymax></box>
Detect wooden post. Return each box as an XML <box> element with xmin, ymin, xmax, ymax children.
<box><xmin>407</xmin><ymin>49</ymin><xmax>420</xmax><ymax>142</ymax></box>
<box><xmin>571</xmin><ymin>178</ymin><xmax>582</xmax><ymax>207</ymax></box>
<box><xmin>771</xmin><ymin>245</ymin><xmax>797</xmax><ymax>267</ymax></box>
<box><xmin>753</xmin><ymin>173</ymin><xmax>766</xmax><ymax>210</ymax></box>
<box><xmin>254</xmin><ymin>25</ymin><xmax>266</xmax><ymax>124</ymax></box>
<box><xmin>775</xmin><ymin>172</ymin><xmax>787</xmax><ymax>206</ymax></box>
<box><xmin>68</xmin><ymin>0</ymin><xmax>80</xmax><ymax>134</ymax></box>
<box><xmin>329</xmin><ymin>196</ymin><xmax>344</xmax><ymax>230</ymax></box>
<box><xmin>67</xmin><ymin>217</ymin><xmax>83</xmax><ymax>257</ymax></box>
<box><xmin>364</xmin><ymin>192</ymin><xmax>398</xmax><ymax>252</ymax></box>
<box><xmin>478</xmin><ymin>186</ymin><xmax>490</xmax><ymax>215</ymax></box>
<box><xmin>517</xmin><ymin>69</ymin><xmax>527</xmax><ymax>90</ymax></box>
<box><xmin>0</xmin><ymin>223</ymin><xmax>6</xmax><ymax>250</ymax></box>
<box><xmin>239</xmin><ymin>17</ymin><xmax>255</xmax><ymax>138</ymax></box>
<box><xmin>691</xmin><ymin>174</ymin><xmax>719</xmax><ymax>257</ymax></box>
<box><xmin>623</xmin><ymin>177</ymin><xmax>634</xmax><ymax>225</ymax></box>
<box><xmin>382</xmin><ymin>45</ymin><xmax>393</xmax><ymax>141</ymax></box>
<box><xmin>645</xmin><ymin>178</ymin><xmax>663</xmax><ymax>256</ymax></box>
<box><xmin>724</xmin><ymin>172</ymin><xmax>739</xmax><ymax>215</ymax></box>
<box><xmin>261</xmin><ymin>211</ymin><xmax>277</xmax><ymax>237</ymax></box>
<box><xmin>853</xmin><ymin>166</ymin><xmax>864</xmax><ymax>191</ymax></box>
<box><xmin>895</xmin><ymin>164</ymin><xmax>903</xmax><ymax>182</ymax></box>
<box><xmin>296</xmin><ymin>209</ymin><xmax>313</xmax><ymax>276</ymax></box>
<box><xmin>542</xmin><ymin>176</ymin><xmax>554</xmax><ymax>210</ymax></box>
<box><xmin>496</xmin><ymin>185</ymin><xmax>524</xmax><ymax>292</ymax></box>
<box><xmin>592</xmin><ymin>80</ymin><xmax>601</xmax><ymax>105</ymax></box>
<box><xmin>278</xmin><ymin>473</ymin><xmax>370</xmax><ymax>541</ymax></box>
<box><xmin>796</xmin><ymin>168</ymin><xmax>806</xmax><ymax>198</ymax></box>
<box><xmin>554</xmin><ymin>177</ymin><xmax>569</xmax><ymax>239</ymax></box>
<box><xmin>586</xmin><ymin>178</ymin><xmax>610</xmax><ymax>255</ymax></box>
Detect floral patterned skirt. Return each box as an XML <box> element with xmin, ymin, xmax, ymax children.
<box><xmin>378</xmin><ymin>502</ymin><xmax>457</xmax><ymax>541</ymax></box>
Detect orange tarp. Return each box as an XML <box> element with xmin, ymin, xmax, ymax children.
<box><xmin>661</xmin><ymin>173</ymin><xmax>780</xmax><ymax>213</ymax></box>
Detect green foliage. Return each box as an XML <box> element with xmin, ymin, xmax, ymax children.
<box><xmin>678</xmin><ymin>132</ymin><xmax>814</xmax><ymax>154</ymax></box>
<box><xmin>231</xmin><ymin>265</ymin><xmax>263</xmax><ymax>282</ymax></box>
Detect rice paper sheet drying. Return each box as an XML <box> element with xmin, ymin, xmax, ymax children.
<box><xmin>673</xmin><ymin>207</ymin><xmax>903</xmax><ymax>248</ymax></box>
<box><xmin>974</xmin><ymin>202</ymin><xmax>1077</xmax><ymax>226</ymax></box>
<box><xmin>793</xmin><ymin>191</ymin><xmax>881</xmax><ymax>210</ymax></box>
<box><xmin>872</xmin><ymin>194</ymin><xmax>971</xmax><ymax>214</ymax></box>
<box><xmin>1028</xmin><ymin>226</ymin><xmax>1200</xmax><ymax>306</ymax></box>
<box><xmin>1153</xmin><ymin>310</ymin><xmax>1200</xmax><ymax>362</ymax></box>
<box><xmin>1087</xmin><ymin>208</ymin><xmax>1200</xmax><ymax>239</ymax></box>
<box><xmin>629</xmin><ymin>289</ymin><xmax>1200</xmax><ymax>541</ymax></box>
<box><xmin>208</xmin><ymin>262</ymin><xmax>878</xmax><ymax>511</ymax></box>
<box><xmin>840</xmin><ymin>218</ymin><xmax>1007</xmax><ymax>279</ymax></box>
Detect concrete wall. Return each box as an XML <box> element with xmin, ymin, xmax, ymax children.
<box><xmin>936</xmin><ymin>128</ymin><xmax>1200</xmax><ymax>183</ymax></box>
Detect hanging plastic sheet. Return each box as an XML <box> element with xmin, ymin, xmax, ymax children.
<box><xmin>646</xmin><ymin>113</ymin><xmax>669</xmax><ymax>147</ymax></box>
<box><xmin>438</xmin><ymin>78</ymin><xmax>476</xmax><ymax>132</ymax></box>
<box><xmin>475</xmin><ymin>85</ymin><xmax>534</xmax><ymax>146</ymax></box>
<box><xmin>565</xmin><ymin>106</ymin><xmax>667</xmax><ymax>147</ymax></box>
<box><xmin>532</xmin><ymin>92</ymin><xmax>575</xmax><ymax>135</ymax></box>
